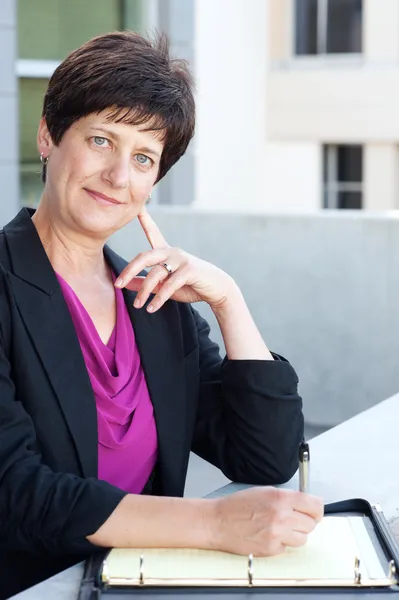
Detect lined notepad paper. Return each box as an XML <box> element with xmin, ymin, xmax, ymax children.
<box><xmin>104</xmin><ymin>516</ymin><xmax>386</xmax><ymax>585</ymax></box>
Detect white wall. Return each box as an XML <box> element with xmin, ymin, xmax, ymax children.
<box><xmin>264</xmin><ymin>142</ymin><xmax>321</xmax><ymax>211</ymax></box>
<box><xmin>192</xmin><ymin>0</ymin><xmax>320</xmax><ymax>212</ymax></box>
<box><xmin>268</xmin><ymin>67</ymin><xmax>399</xmax><ymax>142</ymax></box>
<box><xmin>364</xmin><ymin>0</ymin><xmax>399</xmax><ymax>64</ymax></box>
<box><xmin>193</xmin><ymin>0</ymin><xmax>268</xmax><ymax>211</ymax></box>
<box><xmin>364</xmin><ymin>144</ymin><xmax>399</xmax><ymax>210</ymax></box>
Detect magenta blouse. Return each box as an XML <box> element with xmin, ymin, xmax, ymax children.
<box><xmin>56</xmin><ymin>272</ymin><xmax>158</xmax><ymax>494</ymax></box>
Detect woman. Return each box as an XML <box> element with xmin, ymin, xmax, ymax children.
<box><xmin>0</xmin><ymin>32</ymin><xmax>322</xmax><ymax>598</ymax></box>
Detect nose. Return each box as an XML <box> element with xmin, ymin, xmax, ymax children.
<box><xmin>102</xmin><ymin>154</ymin><xmax>130</xmax><ymax>189</ymax></box>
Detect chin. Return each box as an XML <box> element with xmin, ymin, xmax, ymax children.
<box><xmin>72</xmin><ymin>208</ymin><xmax>124</xmax><ymax>238</ymax></box>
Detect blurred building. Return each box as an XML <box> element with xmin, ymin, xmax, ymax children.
<box><xmin>1</xmin><ymin>0</ymin><xmax>399</xmax><ymax>226</ymax></box>
<box><xmin>269</xmin><ymin>0</ymin><xmax>399</xmax><ymax>211</ymax></box>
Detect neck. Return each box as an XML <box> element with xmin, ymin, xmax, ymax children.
<box><xmin>32</xmin><ymin>197</ymin><xmax>108</xmax><ymax>280</ymax></box>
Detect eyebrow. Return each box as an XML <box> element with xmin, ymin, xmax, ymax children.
<box><xmin>89</xmin><ymin>126</ymin><xmax>161</xmax><ymax>158</ymax></box>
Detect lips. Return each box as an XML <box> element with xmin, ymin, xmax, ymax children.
<box><xmin>85</xmin><ymin>188</ymin><xmax>122</xmax><ymax>205</ymax></box>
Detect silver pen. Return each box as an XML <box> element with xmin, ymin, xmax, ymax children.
<box><xmin>298</xmin><ymin>441</ymin><xmax>310</xmax><ymax>493</ymax></box>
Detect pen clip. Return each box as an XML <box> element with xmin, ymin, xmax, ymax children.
<box><xmin>298</xmin><ymin>441</ymin><xmax>310</xmax><ymax>493</ymax></box>
<box><xmin>299</xmin><ymin>441</ymin><xmax>310</xmax><ymax>462</ymax></box>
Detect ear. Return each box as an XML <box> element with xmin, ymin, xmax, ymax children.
<box><xmin>37</xmin><ymin>117</ymin><xmax>54</xmax><ymax>159</ymax></box>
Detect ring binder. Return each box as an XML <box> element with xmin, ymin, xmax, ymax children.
<box><xmin>99</xmin><ymin>549</ymin><xmax>396</xmax><ymax>589</ymax></box>
<box><xmin>95</xmin><ymin>504</ymin><xmax>399</xmax><ymax>592</ymax></box>
<box><xmin>83</xmin><ymin>499</ymin><xmax>399</xmax><ymax>599</ymax></box>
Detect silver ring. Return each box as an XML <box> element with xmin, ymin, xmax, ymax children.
<box><xmin>159</xmin><ymin>262</ymin><xmax>173</xmax><ymax>275</ymax></box>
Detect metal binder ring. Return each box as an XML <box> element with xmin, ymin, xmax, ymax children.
<box><xmin>354</xmin><ymin>557</ymin><xmax>361</xmax><ymax>585</ymax></box>
<box><xmin>247</xmin><ymin>554</ymin><xmax>253</xmax><ymax>586</ymax></box>
<box><xmin>139</xmin><ymin>553</ymin><xmax>144</xmax><ymax>585</ymax></box>
<box><xmin>388</xmin><ymin>560</ymin><xmax>397</xmax><ymax>583</ymax></box>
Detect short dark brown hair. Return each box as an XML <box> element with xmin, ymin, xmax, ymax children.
<box><xmin>42</xmin><ymin>31</ymin><xmax>195</xmax><ymax>182</ymax></box>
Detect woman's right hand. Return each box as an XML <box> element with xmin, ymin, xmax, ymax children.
<box><xmin>87</xmin><ymin>487</ymin><xmax>323</xmax><ymax>554</ymax></box>
<box><xmin>209</xmin><ymin>487</ymin><xmax>324</xmax><ymax>557</ymax></box>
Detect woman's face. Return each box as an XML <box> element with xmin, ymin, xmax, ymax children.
<box><xmin>37</xmin><ymin>110</ymin><xmax>164</xmax><ymax>239</ymax></box>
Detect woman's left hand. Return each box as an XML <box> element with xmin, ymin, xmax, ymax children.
<box><xmin>114</xmin><ymin>208</ymin><xmax>238</xmax><ymax>313</ymax></box>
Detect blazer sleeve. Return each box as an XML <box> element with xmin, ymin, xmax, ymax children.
<box><xmin>0</xmin><ymin>334</ymin><xmax>126</xmax><ymax>556</ymax></box>
<box><xmin>190</xmin><ymin>307</ymin><xmax>304</xmax><ymax>485</ymax></box>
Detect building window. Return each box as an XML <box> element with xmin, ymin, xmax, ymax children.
<box><xmin>323</xmin><ymin>145</ymin><xmax>363</xmax><ymax>209</ymax></box>
<box><xmin>295</xmin><ymin>0</ymin><xmax>362</xmax><ymax>56</ymax></box>
<box><xmin>19</xmin><ymin>78</ymin><xmax>50</xmax><ymax>208</ymax></box>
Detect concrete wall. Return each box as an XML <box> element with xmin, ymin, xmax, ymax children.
<box><xmin>0</xmin><ymin>0</ymin><xmax>19</xmax><ymax>226</ymax></box>
<box><xmin>110</xmin><ymin>210</ymin><xmax>399</xmax><ymax>429</ymax></box>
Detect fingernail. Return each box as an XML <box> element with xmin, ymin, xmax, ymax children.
<box><xmin>115</xmin><ymin>278</ymin><xmax>124</xmax><ymax>288</ymax></box>
<box><xmin>147</xmin><ymin>304</ymin><xmax>154</xmax><ymax>313</ymax></box>
<box><xmin>134</xmin><ymin>298</ymin><xmax>141</xmax><ymax>308</ymax></box>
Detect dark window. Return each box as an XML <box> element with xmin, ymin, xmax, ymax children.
<box><xmin>295</xmin><ymin>0</ymin><xmax>318</xmax><ymax>55</ymax></box>
<box><xmin>337</xmin><ymin>191</ymin><xmax>362</xmax><ymax>209</ymax></box>
<box><xmin>295</xmin><ymin>0</ymin><xmax>362</xmax><ymax>55</ymax></box>
<box><xmin>323</xmin><ymin>145</ymin><xmax>363</xmax><ymax>209</ymax></box>
<box><xmin>337</xmin><ymin>145</ymin><xmax>362</xmax><ymax>183</ymax></box>
<box><xmin>327</xmin><ymin>0</ymin><xmax>362</xmax><ymax>54</ymax></box>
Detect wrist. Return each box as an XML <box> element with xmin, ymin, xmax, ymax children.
<box><xmin>199</xmin><ymin>498</ymin><xmax>221</xmax><ymax>551</ymax></box>
<box><xmin>211</xmin><ymin>281</ymin><xmax>245</xmax><ymax>318</ymax></box>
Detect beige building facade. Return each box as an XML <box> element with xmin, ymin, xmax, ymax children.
<box><xmin>268</xmin><ymin>0</ymin><xmax>399</xmax><ymax>210</ymax></box>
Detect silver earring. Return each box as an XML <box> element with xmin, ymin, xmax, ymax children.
<box><xmin>145</xmin><ymin>192</ymin><xmax>152</xmax><ymax>205</ymax></box>
<box><xmin>40</xmin><ymin>152</ymin><xmax>48</xmax><ymax>165</ymax></box>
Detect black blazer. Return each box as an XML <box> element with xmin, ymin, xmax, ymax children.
<box><xmin>0</xmin><ymin>209</ymin><xmax>304</xmax><ymax>598</ymax></box>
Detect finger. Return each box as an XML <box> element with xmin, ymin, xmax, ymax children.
<box><xmin>291</xmin><ymin>493</ymin><xmax>324</xmax><ymax>522</ymax></box>
<box><xmin>281</xmin><ymin>530</ymin><xmax>308</xmax><ymax>549</ymax></box>
<box><xmin>254</xmin><ymin>542</ymin><xmax>286</xmax><ymax>558</ymax></box>
<box><xmin>122</xmin><ymin>276</ymin><xmax>162</xmax><ymax>297</ymax></box>
<box><xmin>138</xmin><ymin>206</ymin><xmax>169</xmax><ymax>250</ymax></box>
<box><xmin>115</xmin><ymin>249</ymin><xmax>170</xmax><ymax>288</ymax></box>
<box><xmin>123</xmin><ymin>275</ymin><xmax>146</xmax><ymax>292</ymax></box>
<box><xmin>147</xmin><ymin>267</ymin><xmax>189</xmax><ymax>312</ymax></box>
<box><xmin>133</xmin><ymin>266</ymin><xmax>170</xmax><ymax>308</ymax></box>
<box><xmin>290</xmin><ymin>511</ymin><xmax>319</xmax><ymax>535</ymax></box>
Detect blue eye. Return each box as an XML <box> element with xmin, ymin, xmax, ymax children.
<box><xmin>136</xmin><ymin>154</ymin><xmax>150</xmax><ymax>164</ymax></box>
<box><xmin>93</xmin><ymin>136</ymin><xmax>107</xmax><ymax>146</ymax></box>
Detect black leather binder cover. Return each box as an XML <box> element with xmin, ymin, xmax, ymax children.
<box><xmin>77</xmin><ymin>499</ymin><xmax>399</xmax><ymax>600</ymax></box>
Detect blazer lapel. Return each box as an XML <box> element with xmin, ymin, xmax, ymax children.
<box><xmin>4</xmin><ymin>209</ymin><xmax>98</xmax><ymax>478</ymax></box>
<box><xmin>104</xmin><ymin>248</ymin><xmax>189</xmax><ymax>495</ymax></box>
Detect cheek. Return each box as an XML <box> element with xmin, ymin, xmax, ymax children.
<box><xmin>68</xmin><ymin>150</ymin><xmax>98</xmax><ymax>182</ymax></box>
<box><xmin>130</xmin><ymin>175</ymin><xmax>155</xmax><ymax>203</ymax></box>
<box><xmin>49</xmin><ymin>147</ymin><xmax>89</xmax><ymax>189</ymax></box>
